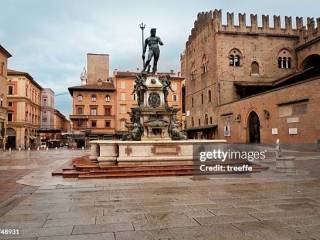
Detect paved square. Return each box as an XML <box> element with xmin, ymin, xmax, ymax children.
<box><xmin>0</xmin><ymin>148</ymin><xmax>320</xmax><ymax>239</ymax></box>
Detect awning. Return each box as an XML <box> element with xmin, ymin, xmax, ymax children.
<box><xmin>38</xmin><ymin>129</ymin><xmax>61</xmax><ymax>133</ymax></box>
<box><xmin>185</xmin><ymin>124</ymin><xmax>217</xmax><ymax>132</ymax></box>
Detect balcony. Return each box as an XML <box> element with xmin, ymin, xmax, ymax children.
<box><xmin>69</xmin><ymin>115</ymin><xmax>89</xmax><ymax>120</ymax></box>
<box><xmin>70</xmin><ymin>114</ymin><xmax>115</xmax><ymax>120</ymax></box>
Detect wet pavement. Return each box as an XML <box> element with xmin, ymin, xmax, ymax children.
<box><xmin>0</xmin><ymin>148</ymin><xmax>319</xmax><ymax>240</ymax></box>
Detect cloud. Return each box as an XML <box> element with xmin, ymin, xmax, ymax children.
<box><xmin>1</xmin><ymin>0</ymin><xmax>319</xmax><ymax>117</ymax></box>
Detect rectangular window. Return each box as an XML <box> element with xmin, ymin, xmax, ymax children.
<box><xmin>0</xmin><ymin>62</ymin><xmax>4</xmax><ymax>75</ymax></box>
<box><xmin>8</xmin><ymin>102</ymin><xmax>13</xmax><ymax>107</ymax></box>
<box><xmin>104</xmin><ymin>107</ymin><xmax>111</xmax><ymax>116</ymax></box>
<box><xmin>173</xmin><ymin>95</ymin><xmax>177</xmax><ymax>101</ymax></box>
<box><xmin>77</xmin><ymin>119</ymin><xmax>84</xmax><ymax>127</ymax></box>
<box><xmin>91</xmin><ymin>120</ymin><xmax>97</xmax><ymax>128</ymax></box>
<box><xmin>8</xmin><ymin>113</ymin><xmax>12</xmax><ymax>122</ymax></box>
<box><xmin>120</xmin><ymin>81</ymin><xmax>126</xmax><ymax>89</ymax></box>
<box><xmin>120</xmin><ymin>93</ymin><xmax>126</xmax><ymax>101</ymax></box>
<box><xmin>121</xmin><ymin>120</ymin><xmax>126</xmax><ymax>129</ymax></box>
<box><xmin>120</xmin><ymin>105</ymin><xmax>126</xmax><ymax>114</ymax></box>
<box><xmin>293</xmin><ymin>103</ymin><xmax>307</xmax><ymax>115</ymax></box>
<box><xmin>90</xmin><ymin>108</ymin><xmax>97</xmax><ymax>116</ymax></box>
<box><xmin>8</xmin><ymin>85</ymin><xmax>13</xmax><ymax>95</ymax></box>
<box><xmin>105</xmin><ymin>120</ymin><xmax>111</xmax><ymax>128</ymax></box>
<box><xmin>171</xmin><ymin>83</ymin><xmax>177</xmax><ymax>91</ymax></box>
<box><xmin>77</xmin><ymin>107</ymin><xmax>83</xmax><ymax>115</ymax></box>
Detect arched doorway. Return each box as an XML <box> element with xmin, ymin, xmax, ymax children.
<box><xmin>248</xmin><ymin>111</ymin><xmax>260</xmax><ymax>143</ymax></box>
<box><xmin>301</xmin><ymin>54</ymin><xmax>320</xmax><ymax>70</ymax></box>
<box><xmin>6</xmin><ymin>128</ymin><xmax>16</xmax><ymax>149</ymax></box>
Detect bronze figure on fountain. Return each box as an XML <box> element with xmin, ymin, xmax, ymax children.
<box><xmin>142</xmin><ymin>28</ymin><xmax>163</xmax><ymax>74</ymax></box>
<box><xmin>132</xmin><ymin>72</ymin><xmax>148</xmax><ymax>107</ymax></box>
<box><xmin>159</xmin><ymin>74</ymin><xmax>174</xmax><ymax>109</ymax></box>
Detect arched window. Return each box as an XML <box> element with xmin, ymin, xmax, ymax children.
<box><xmin>191</xmin><ymin>117</ymin><xmax>194</xmax><ymax>127</ymax></box>
<box><xmin>105</xmin><ymin>95</ymin><xmax>110</xmax><ymax>102</ymax></box>
<box><xmin>278</xmin><ymin>49</ymin><xmax>292</xmax><ymax>69</ymax></box>
<box><xmin>208</xmin><ymin>90</ymin><xmax>212</xmax><ymax>103</ymax></box>
<box><xmin>191</xmin><ymin>97</ymin><xmax>194</xmax><ymax>107</ymax></box>
<box><xmin>229</xmin><ymin>49</ymin><xmax>242</xmax><ymax>67</ymax></box>
<box><xmin>91</xmin><ymin>94</ymin><xmax>96</xmax><ymax>102</ymax></box>
<box><xmin>205</xmin><ymin>114</ymin><xmax>208</xmax><ymax>125</ymax></box>
<box><xmin>251</xmin><ymin>61</ymin><xmax>260</xmax><ymax>75</ymax></box>
<box><xmin>201</xmin><ymin>93</ymin><xmax>204</xmax><ymax>104</ymax></box>
<box><xmin>201</xmin><ymin>54</ymin><xmax>208</xmax><ymax>74</ymax></box>
<box><xmin>77</xmin><ymin>94</ymin><xmax>83</xmax><ymax>101</ymax></box>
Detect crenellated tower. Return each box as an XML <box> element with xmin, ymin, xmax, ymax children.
<box><xmin>181</xmin><ymin>9</ymin><xmax>320</xmax><ymax>134</ymax></box>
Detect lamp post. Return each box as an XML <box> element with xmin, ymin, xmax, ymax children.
<box><xmin>139</xmin><ymin>22</ymin><xmax>146</xmax><ymax>68</ymax></box>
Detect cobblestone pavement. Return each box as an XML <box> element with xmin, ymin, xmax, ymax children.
<box><xmin>0</xmin><ymin>148</ymin><xmax>320</xmax><ymax>240</ymax></box>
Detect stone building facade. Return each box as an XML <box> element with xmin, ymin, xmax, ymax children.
<box><xmin>54</xmin><ymin>109</ymin><xmax>70</xmax><ymax>133</ymax></box>
<box><xmin>40</xmin><ymin>88</ymin><xmax>55</xmax><ymax>130</ymax></box>
<box><xmin>113</xmin><ymin>70</ymin><xmax>184</xmax><ymax>137</ymax></box>
<box><xmin>7</xmin><ymin>69</ymin><xmax>42</xmax><ymax>149</ymax></box>
<box><xmin>69</xmin><ymin>54</ymin><xmax>116</xmax><ymax>147</ymax></box>
<box><xmin>181</xmin><ymin>9</ymin><xmax>320</xmax><ymax>144</ymax></box>
<box><xmin>0</xmin><ymin>45</ymin><xmax>11</xmax><ymax>150</ymax></box>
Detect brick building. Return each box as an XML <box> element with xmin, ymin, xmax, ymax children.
<box><xmin>69</xmin><ymin>54</ymin><xmax>116</xmax><ymax>147</ymax></box>
<box><xmin>7</xmin><ymin>69</ymin><xmax>42</xmax><ymax>149</ymax></box>
<box><xmin>181</xmin><ymin>10</ymin><xmax>320</xmax><ymax>144</ymax></box>
<box><xmin>0</xmin><ymin>45</ymin><xmax>11</xmax><ymax>150</ymax></box>
<box><xmin>69</xmin><ymin>54</ymin><xmax>184</xmax><ymax>146</ymax></box>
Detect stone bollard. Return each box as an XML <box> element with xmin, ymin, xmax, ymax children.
<box><xmin>275</xmin><ymin>139</ymin><xmax>296</xmax><ymax>174</ymax></box>
<box><xmin>276</xmin><ymin>156</ymin><xmax>296</xmax><ymax>174</ymax></box>
<box><xmin>9</xmin><ymin>148</ymin><xmax>12</xmax><ymax>152</ymax></box>
<box><xmin>275</xmin><ymin>139</ymin><xmax>282</xmax><ymax>158</ymax></box>
<box><xmin>18</xmin><ymin>147</ymin><xmax>21</xmax><ymax>151</ymax></box>
<box><xmin>37</xmin><ymin>147</ymin><xmax>40</xmax><ymax>151</ymax></box>
<box><xmin>82</xmin><ymin>146</ymin><xmax>84</xmax><ymax>150</ymax></box>
<box><xmin>28</xmin><ymin>147</ymin><xmax>31</xmax><ymax>151</ymax></box>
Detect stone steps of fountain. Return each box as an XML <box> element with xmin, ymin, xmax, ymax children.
<box><xmin>52</xmin><ymin>155</ymin><xmax>268</xmax><ymax>179</ymax></box>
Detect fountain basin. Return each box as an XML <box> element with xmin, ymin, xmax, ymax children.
<box><xmin>90</xmin><ymin>140</ymin><xmax>227</xmax><ymax>166</ymax></box>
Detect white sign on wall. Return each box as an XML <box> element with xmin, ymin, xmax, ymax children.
<box><xmin>289</xmin><ymin>128</ymin><xmax>298</xmax><ymax>135</ymax></box>
<box><xmin>287</xmin><ymin>117</ymin><xmax>299</xmax><ymax>123</ymax></box>
<box><xmin>272</xmin><ymin>128</ymin><xmax>278</xmax><ymax>135</ymax></box>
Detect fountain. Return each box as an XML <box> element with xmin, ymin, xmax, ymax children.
<box><xmin>89</xmin><ymin>25</ymin><xmax>226</xmax><ymax>167</ymax></box>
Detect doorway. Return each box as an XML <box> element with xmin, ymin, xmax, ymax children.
<box><xmin>6</xmin><ymin>128</ymin><xmax>16</xmax><ymax>149</ymax></box>
<box><xmin>248</xmin><ymin>111</ymin><xmax>260</xmax><ymax>143</ymax></box>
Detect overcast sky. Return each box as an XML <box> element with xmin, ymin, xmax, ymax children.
<box><xmin>1</xmin><ymin>0</ymin><xmax>319</xmax><ymax>117</ymax></box>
